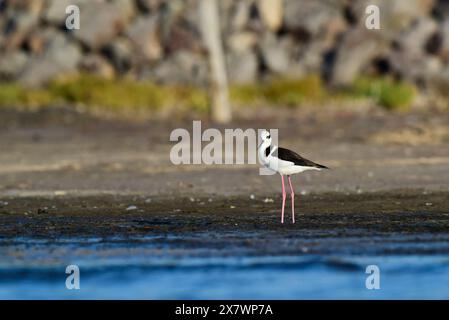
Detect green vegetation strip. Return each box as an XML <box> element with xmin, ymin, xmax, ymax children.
<box><xmin>0</xmin><ymin>74</ymin><xmax>416</xmax><ymax>112</ymax></box>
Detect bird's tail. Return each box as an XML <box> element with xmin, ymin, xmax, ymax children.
<box><xmin>316</xmin><ymin>163</ymin><xmax>330</xmax><ymax>169</ymax></box>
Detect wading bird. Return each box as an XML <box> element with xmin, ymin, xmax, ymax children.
<box><xmin>258</xmin><ymin>130</ymin><xmax>329</xmax><ymax>223</ymax></box>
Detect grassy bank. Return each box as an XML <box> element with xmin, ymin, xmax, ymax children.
<box><xmin>0</xmin><ymin>74</ymin><xmax>417</xmax><ymax>114</ymax></box>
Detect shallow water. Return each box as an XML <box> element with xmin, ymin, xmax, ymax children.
<box><xmin>1</xmin><ymin>234</ymin><xmax>449</xmax><ymax>299</ymax></box>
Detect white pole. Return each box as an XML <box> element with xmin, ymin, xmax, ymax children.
<box><xmin>199</xmin><ymin>0</ymin><xmax>232</xmax><ymax>123</ymax></box>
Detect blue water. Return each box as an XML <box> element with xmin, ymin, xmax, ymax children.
<box><xmin>1</xmin><ymin>236</ymin><xmax>449</xmax><ymax>299</ymax></box>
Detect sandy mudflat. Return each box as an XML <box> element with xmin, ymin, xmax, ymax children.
<box><xmin>1</xmin><ymin>107</ymin><xmax>449</xmax><ymax>198</ymax></box>
<box><xmin>0</xmin><ymin>107</ymin><xmax>448</xmax><ymax>244</ymax></box>
<box><xmin>1</xmin><ymin>191</ymin><xmax>448</xmax><ymax>248</ymax></box>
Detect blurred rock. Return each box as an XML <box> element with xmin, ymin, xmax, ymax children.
<box><xmin>284</xmin><ymin>0</ymin><xmax>346</xmax><ymax>37</ymax></box>
<box><xmin>137</xmin><ymin>0</ymin><xmax>166</xmax><ymax>12</ymax></box>
<box><xmin>113</xmin><ymin>0</ymin><xmax>137</xmax><ymax>18</ymax></box>
<box><xmin>388</xmin><ymin>17</ymin><xmax>441</xmax><ymax>83</ymax></box>
<box><xmin>30</xmin><ymin>0</ymin><xmax>45</xmax><ymax>15</ymax></box>
<box><xmin>429</xmin><ymin>65</ymin><xmax>449</xmax><ymax>96</ymax></box>
<box><xmin>183</xmin><ymin>1</ymin><xmax>202</xmax><ymax>31</ymax></box>
<box><xmin>126</xmin><ymin>15</ymin><xmax>163</xmax><ymax>62</ymax></box>
<box><xmin>396</xmin><ymin>17</ymin><xmax>438</xmax><ymax>54</ymax></box>
<box><xmin>297</xmin><ymin>41</ymin><xmax>326</xmax><ymax>75</ymax></box>
<box><xmin>260</xmin><ymin>34</ymin><xmax>291</xmax><ymax>74</ymax></box>
<box><xmin>164</xmin><ymin>21</ymin><xmax>203</xmax><ymax>54</ymax></box>
<box><xmin>147</xmin><ymin>50</ymin><xmax>208</xmax><ymax>86</ymax></box>
<box><xmin>3</xmin><ymin>12</ymin><xmax>39</xmax><ymax>50</ymax></box>
<box><xmin>331</xmin><ymin>28</ymin><xmax>388</xmax><ymax>87</ymax></box>
<box><xmin>24</xmin><ymin>27</ymin><xmax>59</xmax><ymax>54</ymax></box>
<box><xmin>3</xmin><ymin>0</ymin><xmax>45</xmax><ymax>14</ymax></box>
<box><xmin>73</xmin><ymin>1</ymin><xmax>135</xmax><ymax>49</ymax></box>
<box><xmin>390</xmin><ymin>51</ymin><xmax>441</xmax><ymax>83</ymax></box>
<box><xmin>257</xmin><ymin>0</ymin><xmax>283</xmax><ymax>31</ymax></box>
<box><xmin>80</xmin><ymin>54</ymin><xmax>115</xmax><ymax>79</ymax></box>
<box><xmin>0</xmin><ymin>50</ymin><xmax>27</xmax><ymax>80</ymax></box>
<box><xmin>103</xmin><ymin>38</ymin><xmax>134</xmax><ymax>75</ymax></box>
<box><xmin>227</xmin><ymin>31</ymin><xmax>257</xmax><ymax>53</ymax></box>
<box><xmin>228</xmin><ymin>0</ymin><xmax>250</xmax><ymax>31</ymax></box>
<box><xmin>226</xmin><ymin>51</ymin><xmax>258</xmax><ymax>84</ymax></box>
<box><xmin>0</xmin><ymin>0</ymin><xmax>449</xmax><ymax>94</ymax></box>
<box><xmin>19</xmin><ymin>33</ymin><xmax>82</xmax><ymax>87</ymax></box>
<box><xmin>439</xmin><ymin>19</ymin><xmax>449</xmax><ymax>59</ymax></box>
<box><xmin>261</xmin><ymin>35</ymin><xmax>324</xmax><ymax>78</ymax></box>
<box><xmin>25</xmin><ymin>31</ymin><xmax>46</xmax><ymax>54</ymax></box>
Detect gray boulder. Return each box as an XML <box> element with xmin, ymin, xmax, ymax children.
<box><xmin>103</xmin><ymin>38</ymin><xmax>134</xmax><ymax>75</ymax></box>
<box><xmin>19</xmin><ymin>33</ymin><xmax>82</xmax><ymax>87</ymax></box>
<box><xmin>126</xmin><ymin>15</ymin><xmax>163</xmax><ymax>62</ymax></box>
<box><xmin>260</xmin><ymin>33</ymin><xmax>325</xmax><ymax>78</ymax></box>
<box><xmin>24</xmin><ymin>27</ymin><xmax>62</xmax><ymax>55</ymax></box>
<box><xmin>389</xmin><ymin>51</ymin><xmax>441</xmax><ymax>83</ymax></box>
<box><xmin>0</xmin><ymin>51</ymin><xmax>28</xmax><ymax>80</ymax></box>
<box><xmin>80</xmin><ymin>54</ymin><xmax>115</xmax><ymax>79</ymax></box>
<box><xmin>330</xmin><ymin>28</ymin><xmax>388</xmax><ymax>87</ymax></box>
<box><xmin>396</xmin><ymin>17</ymin><xmax>438</xmax><ymax>54</ymax></box>
<box><xmin>295</xmin><ymin>41</ymin><xmax>326</xmax><ymax>75</ymax></box>
<box><xmin>3</xmin><ymin>12</ymin><xmax>39</xmax><ymax>50</ymax></box>
<box><xmin>226</xmin><ymin>50</ymin><xmax>258</xmax><ymax>84</ymax></box>
<box><xmin>145</xmin><ymin>50</ymin><xmax>208</xmax><ymax>86</ymax></box>
<box><xmin>387</xmin><ymin>17</ymin><xmax>440</xmax><ymax>83</ymax></box>
<box><xmin>260</xmin><ymin>34</ymin><xmax>291</xmax><ymax>74</ymax></box>
<box><xmin>284</xmin><ymin>0</ymin><xmax>346</xmax><ymax>37</ymax></box>
<box><xmin>3</xmin><ymin>0</ymin><xmax>45</xmax><ymax>15</ymax></box>
<box><xmin>72</xmin><ymin>0</ymin><xmax>135</xmax><ymax>50</ymax></box>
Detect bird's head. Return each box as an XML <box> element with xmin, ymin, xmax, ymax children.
<box><xmin>260</xmin><ymin>129</ymin><xmax>271</xmax><ymax>143</ymax></box>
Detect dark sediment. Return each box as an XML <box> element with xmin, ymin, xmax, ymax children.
<box><xmin>1</xmin><ymin>190</ymin><xmax>448</xmax><ymax>240</ymax></box>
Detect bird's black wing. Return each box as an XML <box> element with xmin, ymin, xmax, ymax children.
<box><xmin>277</xmin><ymin>147</ymin><xmax>329</xmax><ymax>169</ymax></box>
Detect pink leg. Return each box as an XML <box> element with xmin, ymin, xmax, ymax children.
<box><xmin>288</xmin><ymin>176</ymin><xmax>295</xmax><ymax>223</ymax></box>
<box><xmin>281</xmin><ymin>175</ymin><xmax>286</xmax><ymax>223</ymax></box>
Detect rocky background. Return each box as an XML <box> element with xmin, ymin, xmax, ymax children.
<box><xmin>1</xmin><ymin>0</ymin><xmax>449</xmax><ymax>96</ymax></box>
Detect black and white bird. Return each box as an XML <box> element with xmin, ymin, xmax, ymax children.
<box><xmin>258</xmin><ymin>130</ymin><xmax>329</xmax><ymax>223</ymax></box>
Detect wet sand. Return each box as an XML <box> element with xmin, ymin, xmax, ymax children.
<box><xmin>1</xmin><ymin>191</ymin><xmax>449</xmax><ymax>250</ymax></box>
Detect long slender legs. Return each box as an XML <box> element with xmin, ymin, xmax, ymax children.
<box><xmin>281</xmin><ymin>175</ymin><xmax>286</xmax><ymax>223</ymax></box>
<box><xmin>288</xmin><ymin>176</ymin><xmax>295</xmax><ymax>223</ymax></box>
